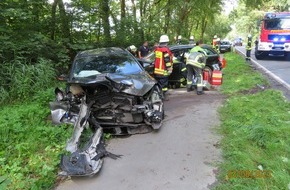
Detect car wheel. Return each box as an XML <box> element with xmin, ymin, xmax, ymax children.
<box><xmin>285</xmin><ymin>52</ymin><xmax>290</xmax><ymax>61</ymax></box>
<box><xmin>255</xmin><ymin>50</ymin><xmax>267</xmax><ymax>60</ymax></box>
<box><xmin>175</xmin><ymin>82</ymin><xmax>181</xmax><ymax>88</ymax></box>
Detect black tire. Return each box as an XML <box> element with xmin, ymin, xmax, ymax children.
<box><xmin>255</xmin><ymin>50</ymin><xmax>267</xmax><ymax>60</ymax></box>
<box><xmin>285</xmin><ymin>52</ymin><xmax>290</xmax><ymax>61</ymax></box>
<box><xmin>182</xmin><ymin>79</ymin><xmax>187</xmax><ymax>86</ymax></box>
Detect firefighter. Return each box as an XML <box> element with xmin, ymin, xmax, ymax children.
<box><xmin>189</xmin><ymin>35</ymin><xmax>195</xmax><ymax>45</ymax></box>
<box><xmin>176</xmin><ymin>35</ymin><xmax>182</xmax><ymax>44</ymax></box>
<box><xmin>246</xmin><ymin>34</ymin><xmax>252</xmax><ymax>60</ymax></box>
<box><xmin>212</xmin><ymin>35</ymin><xmax>218</xmax><ymax>49</ymax></box>
<box><xmin>126</xmin><ymin>45</ymin><xmax>137</xmax><ymax>57</ymax></box>
<box><xmin>212</xmin><ymin>35</ymin><xmax>220</xmax><ymax>53</ymax></box>
<box><xmin>186</xmin><ymin>40</ymin><xmax>206</xmax><ymax>95</ymax></box>
<box><xmin>154</xmin><ymin>35</ymin><xmax>173</xmax><ymax>100</ymax></box>
<box><xmin>216</xmin><ymin>38</ymin><xmax>221</xmax><ymax>54</ymax></box>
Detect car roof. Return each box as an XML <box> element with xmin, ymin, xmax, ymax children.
<box><xmin>77</xmin><ymin>47</ymin><xmax>127</xmax><ymax>58</ymax></box>
<box><xmin>200</xmin><ymin>44</ymin><xmax>213</xmax><ymax>49</ymax></box>
<box><xmin>169</xmin><ymin>44</ymin><xmax>194</xmax><ymax>50</ymax></box>
<box><xmin>167</xmin><ymin>44</ymin><xmax>216</xmax><ymax>52</ymax></box>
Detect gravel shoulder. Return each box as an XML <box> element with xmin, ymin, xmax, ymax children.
<box><xmin>56</xmin><ymin>89</ymin><xmax>224</xmax><ymax>190</ymax></box>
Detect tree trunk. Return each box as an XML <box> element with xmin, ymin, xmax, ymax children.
<box><xmin>131</xmin><ymin>0</ymin><xmax>137</xmax><ymax>21</ymax></box>
<box><xmin>120</xmin><ymin>0</ymin><xmax>125</xmax><ymax>20</ymax></box>
<box><xmin>100</xmin><ymin>0</ymin><xmax>111</xmax><ymax>44</ymax></box>
<box><xmin>200</xmin><ymin>17</ymin><xmax>207</xmax><ymax>41</ymax></box>
<box><xmin>50</xmin><ymin>0</ymin><xmax>57</xmax><ymax>40</ymax></box>
<box><xmin>164</xmin><ymin>0</ymin><xmax>171</xmax><ymax>33</ymax></box>
<box><xmin>57</xmin><ymin>0</ymin><xmax>71</xmax><ymax>41</ymax></box>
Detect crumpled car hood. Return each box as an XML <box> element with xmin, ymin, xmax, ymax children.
<box><xmin>68</xmin><ymin>72</ymin><xmax>156</xmax><ymax>96</ymax></box>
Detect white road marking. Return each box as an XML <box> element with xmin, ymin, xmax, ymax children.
<box><xmin>235</xmin><ymin>47</ymin><xmax>290</xmax><ymax>91</ymax></box>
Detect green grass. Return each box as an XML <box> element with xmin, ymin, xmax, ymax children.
<box><xmin>0</xmin><ymin>88</ymin><xmax>72</xmax><ymax>190</ymax></box>
<box><xmin>215</xmin><ymin>53</ymin><xmax>290</xmax><ymax>190</ymax></box>
<box><xmin>221</xmin><ymin>53</ymin><xmax>268</xmax><ymax>94</ymax></box>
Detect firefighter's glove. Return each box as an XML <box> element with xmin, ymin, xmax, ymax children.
<box><xmin>167</xmin><ymin>67</ymin><xmax>173</xmax><ymax>74</ymax></box>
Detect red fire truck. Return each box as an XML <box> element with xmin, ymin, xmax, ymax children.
<box><xmin>255</xmin><ymin>12</ymin><xmax>290</xmax><ymax>60</ymax></box>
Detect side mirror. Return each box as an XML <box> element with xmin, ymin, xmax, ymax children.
<box><xmin>57</xmin><ymin>74</ymin><xmax>68</xmax><ymax>81</ymax></box>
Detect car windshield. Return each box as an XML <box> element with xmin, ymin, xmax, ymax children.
<box><xmin>144</xmin><ymin>52</ymin><xmax>155</xmax><ymax>62</ymax></box>
<box><xmin>264</xmin><ymin>18</ymin><xmax>290</xmax><ymax>30</ymax></box>
<box><xmin>72</xmin><ymin>54</ymin><xmax>143</xmax><ymax>78</ymax></box>
<box><xmin>201</xmin><ymin>45</ymin><xmax>216</xmax><ymax>55</ymax></box>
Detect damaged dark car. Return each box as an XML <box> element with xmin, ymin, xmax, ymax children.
<box><xmin>50</xmin><ymin>47</ymin><xmax>164</xmax><ymax>176</ymax></box>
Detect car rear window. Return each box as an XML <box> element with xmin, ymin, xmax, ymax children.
<box><xmin>221</xmin><ymin>41</ymin><xmax>230</xmax><ymax>45</ymax></box>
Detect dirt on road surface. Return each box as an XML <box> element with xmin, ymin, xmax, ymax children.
<box><xmin>56</xmin><ymin>89</ymin><xmax>224</xmax><ymax>190</ymax></box>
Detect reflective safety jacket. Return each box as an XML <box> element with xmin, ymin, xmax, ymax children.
<box><xmin>246</xmin><ymin>38</ymin><xmax>252</xmax><ymax>50</ymax></box>
<box><xmin>154</xmin><ymin>46</ymin><xmax>173</xmax><ymax>76</ymax></box>
<box><xmin>212</xmin><ymin>39</ymin><xmax>217</xmax><ymax>48</ymax></box>
<box><xmin>186</xmin><ymin>52</ymin><xmax>206</xmax><ymax>69</ymax></box>
<box><xmin>187</xmin><ymin>46</ymin><xmax>206</xmax><ymax>69</ymax></box>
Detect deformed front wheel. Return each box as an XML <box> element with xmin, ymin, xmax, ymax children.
<box><xmin>149</xmin><ymin>85</ymin><xmax>165</xmax><ymax>130</ymax></box>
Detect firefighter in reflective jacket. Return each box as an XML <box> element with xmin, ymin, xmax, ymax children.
<box><xmin>246</xmin><ymin>34</ymin><xmax>252</xmax><ymax>60</ymax></box>
<box><xmin>212</xmin><ymin>35</ymin><xmax>218</xmax><ymax>50</ymax></box>
<box><xmin>212</xmin><ymin>35</ymin><xmax>220</xmax><ymax>53</ymax></box>
<box><xmin>154</xmin><ymin>35</ymin><xmax>173</xmax><ymax>100</ymax></box>
<box><xmin>187</xmin><ymin>40</ymin><xmax>206</xmax><ymax>95</ymax></box>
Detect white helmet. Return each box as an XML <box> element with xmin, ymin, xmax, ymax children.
<box><xmin>129</xmin><ymin>45</ymin><xmax>137</xmax><ymax>52</ymax></box>
<box><xmin>248</xmin><ymin>34</ymin><xmax>252</xmax><ymax>38</ymax></box>
<box><xmin>159</xmin><ymin>35</ymin><xmax>169</xmax><ymax>43</ymax></box>
<box><xmin>214</xmin><ymin>35</ymin><xmax>217</xmax><ymax>38</ymax></box>
<box><xmin>190</xmin><ymin>35</ymin><xmax>194</xmax><ymax>40</ymax></box>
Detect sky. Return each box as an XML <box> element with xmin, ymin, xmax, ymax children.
<box><xmin>48</xmin><ymin>0</ymin><xmax>71</xmax><ymax>3</ymax></box>
<box><xmin>223</xmin><ymin>0</ymin><xmax>238</xmax><ymax>15</ymax></box>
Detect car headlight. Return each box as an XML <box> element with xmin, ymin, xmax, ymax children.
<box><xmin>55</xmin><ymin>88</ymin><xmax>64</xmax><ymax>101</ymax></box>
<box><xmin>281</xmin><ymin>37</ymin><xmax>286</xmax><ymax>42</ymax></box>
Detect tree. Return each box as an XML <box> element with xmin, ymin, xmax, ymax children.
<box><xmin>99</xmin><ymin>0</ymin><xmax>111</xmax><ymax>45</ymax></box>
<box><xmin>51</xmin><ymin>0</ymin><xmax>71</xmax><ymax>41</ymax></box>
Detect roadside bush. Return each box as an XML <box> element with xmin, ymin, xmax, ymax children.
<box><xmin>0</xmin><ymin>88</ymin><xmax>72</xmax><ymax>190</ymax></box>
<box><xmin>0</xmin><ymin>58</ymin><xmax>56</xmax><ymax>104</ymax></box>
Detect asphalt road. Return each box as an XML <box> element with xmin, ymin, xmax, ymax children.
<box><xmin>234</xmin><ymin>46</ymin><xmax>290</xmax><ymax>89</ymax></box>
<box><xmin>55</xmin><ymin>90</ymin><xmax>223</xmax><ymax>190</ymax></box>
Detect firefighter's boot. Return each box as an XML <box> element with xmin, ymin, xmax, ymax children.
<box><xmin>163</xmin><ymin>92</ymin><xmax>169</xmax><ymax>101</ymax></box>
<box><xmin>187</xmin><ymin>84</ymin><xmax>193</xmax><ymax>92</ymax></box>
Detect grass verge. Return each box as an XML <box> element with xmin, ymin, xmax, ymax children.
<box><xmin>215</xmin><ymin>53</ymin><xmax>290</xmax><ymax>190</ymax></box>
<box><xmin>0</xmin><ymin>88</ymin><xmax>72</xmax><ymax>190</ymax></box>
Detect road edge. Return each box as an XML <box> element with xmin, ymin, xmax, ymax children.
<box><xmin>234</xmin><ymin>48</ymin><xmax>290</xmax><ymax>91</ymax></box>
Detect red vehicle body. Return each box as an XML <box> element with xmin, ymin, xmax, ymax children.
<box><xmin>255</xmin><ymin>12</ymin><xmax>290</xmax><ymax>60</ymax></box>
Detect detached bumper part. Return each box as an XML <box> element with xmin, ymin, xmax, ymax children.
<box><xmin>60</xmin><ymin>152</ymin><xmax>103</xmax><ymax>176</ymax></box>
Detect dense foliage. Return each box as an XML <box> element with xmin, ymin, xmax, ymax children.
<box><xmin>0</xmin><ymin>88</ymin><xmax>73</xmax><ymax>190</ymax></box>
